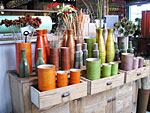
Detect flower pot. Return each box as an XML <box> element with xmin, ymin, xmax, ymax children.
<box><xmin>96</xmin><ymin>29</ymin><xmax>106</xmax><ymax>64</ymax></box>
<box><xmin>35</xmin><ymin>30</ymin><xmax>47</xmax><ymax>65</ymax></box>
<box><xmin>43</xmin><ymin>29</ymin><xmax>50</xmax><ymax>64</ymax></box>
<box><xmin>106</xmin><ymin>29</ymin><xmax>115</xmax><ymax>63</ymax></box>
<box><xmin>38</xmin><ymin>64</ymin><xmax>56</xmax><ymax>91</ymax></box>
<box><xmin>49</xmin><ymin>48</ymin><xmax>59</xmax><ymax>71</ymax></box>
<box><xmin>66</xmin><ymin>29</ymin><xmax>76</xmax><ymax>68</ymax></box>
<box><xmin>16</xmin><ymin>42</ymin><xmax>32</xmax><ymax>75</ymax></box>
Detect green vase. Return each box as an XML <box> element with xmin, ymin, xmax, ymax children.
<box><xmin>106</xmin><ymin>29</ymin><xmax>115</xmax><ymax>63</ymax></box>
<box><xmin>36</xmin><ymin>48</ymin><xmax>45</xmax><ymax>73</ymax></box>
<box><xmin>114</xmin><ymin>42</ymin><xmax>120</xmax><ymax>61</ymax></box>
<box><xmin>96</xmin><ymin>29</ymin><xmax>106</xmax><ymax>64</ymax></box>
<box><xmin>19</xmin><ymin>49</ymin><xmax>30</xmax><ymax>78</ymax></box>
<box><xmin>127</xmin><ymin>41</ymin><xmax>134</xmax><ymax>53</ymax></box>
<box><xmin>120</xmin><ymin>42</ymin><xmax>126</xmax><ymax>57</ymax></box>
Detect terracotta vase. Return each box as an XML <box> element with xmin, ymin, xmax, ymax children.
<box><xmin>57</xmin><ymin>71</ymin><xmax>68</xmax><ymax>88</ymax></box>
<box><xmin>35</xmin><ymin>30</ymin><xmax>47</xmax><ymax>65</ymax></box>
<box><xmin>38</xmin><ymin>64</ymin><xmax>56</xmax><ymax>91</ymax></box>
<box><xmin>43</xmin><ymin>29</ymin><xmax>50</xmax><ymax>63</ymax></box>
<box><xmin>49</xmin><ymin>48</ymin><xmax>59</xmax><ymax>71</ymax></box>
<box><xmin>16</xmin><ymin>42</ymin><xmax>32</xmax><ymax>75</ymax></box>
<box><xmin>106</xmin><ymin>29</ymin><xmax>115</xmax><ymax>63</ymax></box>
<box><xmin>66</xmin><ymin>29</ymin><xmax>76</xmax><ymax>68</ymax></box>
<box><xmin>70</xmin><ymin>69</ymin><xmax>80</xmax><ymax>85</ymax></box>
<box><xmin>63</xmin><ymin>30</ymin><xmax>68</xmax><ymax>47</ymax></box>
<box><xmin>96</xmin><ymin>29</ymin><xmax>106</xmax><ymax>64</ymax></box>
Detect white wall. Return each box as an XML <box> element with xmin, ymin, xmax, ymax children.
<box><xmin>0</xmin><ymin>42</ymin><xmax>36</xmax><ymax>113</ymax></box>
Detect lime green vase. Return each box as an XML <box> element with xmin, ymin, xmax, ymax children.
<box><xmin>96</xmin><ymin>29</ymin><xmax>106</xmax><ymax>64</ymax></box>
<box><xmin>106</xmin><ymin>29</ymin><xmax>115</xmax><ymax>63</ymax></box>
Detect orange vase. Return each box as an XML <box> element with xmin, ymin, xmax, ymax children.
<box><xmin>70</xmin><ymin>69</ymin><xmax>80</xmax><ymax>85</ymax></box>
<box><xmin>38</xmin><ymin>64</ymin><xmax>56</xmax><ymax>91</ymax></box>
<box><xmin>35</xmin><ymin>30</ymin><xmax>47</xmax><ymax>65</ymax></box>
<box><xmin>57</xmin><ymin>71</ymin><xmax>68</xmax><ymax>88</ymax></box>
<box><xmin>16</xmin><ymin>42</ymin><xmax>32</xmax><ymax>75</ymax></box>
<box><xmin>66</xmin><ymin>29</ymin><xmax>76</xmax><ymax>68</ymax></box>
<box><xmin>43</xmin><ymin>29</ymin><xmax>50</xmax><ymax>63</ymax></box>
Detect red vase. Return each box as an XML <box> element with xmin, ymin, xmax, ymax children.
<box><xmin>43</xmin><ymin>29</ymin><xmax>50</xmax><ymax>64</ymax></box>
<box><xmin>35</xmin><ymin>30</ymin><xmax>47</xmax><ymax>65</ymax></box>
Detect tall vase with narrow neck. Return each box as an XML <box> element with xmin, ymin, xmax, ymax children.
<box><xmin>96</xmin><ymin>29</ymin><xmax>106</xmax><ymax>64</ymax></box>
<box><xmin>63</xmin><ymin>30</ymin><xmax>68</xmax><ymax>47</ymax></box>
<box><xmin>127</xmin><ymin>41</ymin><xmax>134</xmax><ymax>53</ymax></box>
<box><xmin>43</xmin><ymin>29</ymin><xmax>50</xmax><ymax>63</ymax></box>
<box><xmin>106</xmin><ymin>29</ymin><xmax>115</xmax><ymax>63</ymax></box>
<box><xmin>36</xmin><ymin>48</ymin><xmax>45</xmax><ymax>73</ymax></box>
<box><xmin>66</xmin><ymin>29</ymin><xmax>76</xmax><ymax>68</ymax></box>
<box><xmin>35</xmin><ymin>30</ymin><xmax>47</xmax><ymax>65</ymax></box>
<box><xmin>19</xmin><ymin>49</ymin><xmax>30</xmax><ymax>78</ymax></box>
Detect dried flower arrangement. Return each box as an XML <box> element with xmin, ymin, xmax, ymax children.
<box><xmin>114</xmin><ymin>18</ymin><xmax>138</xmax><ymax>37</ymax></box>
<box><xmin>0</xmin><ymin>15</ymin><xmax>42</xmax><ymax>43</ymax></box>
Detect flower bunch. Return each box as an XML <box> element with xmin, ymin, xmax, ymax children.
<box><xmin>0</xmin><ymin>15</ymin><xmax>42</xmax><ymax>29</ymax></box>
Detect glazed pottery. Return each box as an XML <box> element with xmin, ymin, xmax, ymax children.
<box><xmin>61</xmin><ymin>47</ymin><xmax>70</xmax><ymax>71</ymax></box>
<box><xmin>114</xmin><ymin>42</ymin><xmax>120</xmax><ymax>61</ymax></box>
<box><xmin>38</xmin><ymin>64</ymin><xmax>56</xmax><ymax>91</ymax></box>
<box><xmin>133</xmin><ymin>57</ymin><xmax>139</xmax><ymax>69</ymax></box>
<box><xmin>93</xmin><ymin>43</ymin><xmax>99</xmax><ymax>58</ymax></box>
<box><xmin>96</xmin><ymin>29</ymin><xmax>106</xmax><ymax>63</ymax></box>
<box><xmin>118</xmin><ymin>37</ymin><xmax>128</xmax><ymax>50</ymax></box>
<box><xmin>110</xmin><ymin>62</ymin><xmax>118</xmax><ymax>76</ymax></box>
<box><xmin>49</xmin><ymin>48</ymin><xmax>59</xmax><ymax>71</ymax></box>
<box><xmin>138</xmin><ymin>57</ymin><xmax>144</xmax><ymax>68</ymax></box>
<box><xmin>16</xmin><ymin>42</ymin><xmax>32</xmax><ymax>75</ymax></box>
<box><xmin>36</xmin><ymin>48</ymin><xmax>45</xmax><ymax>73</ymax></box>
<box><xmin>35</xmin><ymin>30</ymin><xmax>47</xmax><ymax>64</ymax></box>
<box><xmin>63</xmin><ymin>30</ymin><xmax>68</xmax><ymax>47</ymax></box>
<box><xmin>86</xmin><ymin>58</ymin><xmax>101</xmax><ymax>80</ymax></box>
<box><xmin>102</xmin><ymin>63</ymin><xmax>112</xmax><ymax>78</ymax></box>
<box><xmin>43</xmin><ymin>29</ymin><xmax>50</xmax><ymax>63</ymax></box>
<box><xmin>57</xmin><ymin>71</ymin><xmax>68</xmax><ymax>88</ymax></box>
<box><xmin>66</xmin><ymin>29</ymin><xmax>76</xmax><ymax>68</ymax></box>
<box><xmin>127</xmin><ymin>41</ymin><xmax>134</xmax><ymax>53</ymax></box>
<box><xmin>85</xmin><ymin>38</ymin><xmax>96</xmax><ymax>58</ymax></box>
<box><xmin>83</xmin><ymin>43</ymin><xmax>88</xmax><ymax>66</ymax></box>
<box><xmin>106</xmin><ymin>29</ymin><xmax>115</xmax><ymax>63</ymax></box>
<box><xmin>120</xmin><ymin>42</ymin><xmax>126</xmax><ymax>57</ymax></box>
<box><xmin>121</xmin><ymin>53</ymin><xmax>134</xmax><ymax>71</ymax></box>
<box><xmin>70</xmin><ymin>69</ymin><xmax>80</xmax><ymax>85</ymax></box>
<box><xmin>19</xmin><ymin>49</ymin><xmax>30</xmax><ymax>78</ymax></box>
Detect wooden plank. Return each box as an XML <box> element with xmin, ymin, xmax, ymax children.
<box><xmin>30</xmin><ymin>80</ymin><xmax>87</xmax><ymax>109</ymax></box>
<box><xmin>81</xmin><ymin>72</ymin><xmax>125</xmax><ymax>95</ymax></box>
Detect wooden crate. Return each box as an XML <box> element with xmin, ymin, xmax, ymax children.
<box><xmin>81</xmin><ymin>72</ymin><xmax>125</xmax><ymax>95</ymax></box>
<box><xmin>121</xmin><ymin>66</ymin><xmax>150</xmax><ymax>83</ymax></box>
<box><xmin>30</xmin><ymin>80</ymin><xmax>87</xmax><ymax>110</ymax></box>
<box><xmin>8</xmin><ymin>72</ymin><xmax>38</xmax><ymax>113</ymax></box>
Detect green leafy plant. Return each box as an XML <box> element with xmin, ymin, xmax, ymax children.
<box><xmin>114</xmin><ymin>18</ymin><xmax>138</xmax><ymax>37</ymax></box>
<box><xmin>133</xmin><ymin>18</ymin><xmax>141</xmax><ymax>37</ymax></box>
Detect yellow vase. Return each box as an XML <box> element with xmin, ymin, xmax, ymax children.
<box><xmin>96</xmin><ymin>29</ymin><xmax>106</xmax><ymax>64</ymax></box>
<box><xmin>106</xmin><ymin>29</ymin><xmax>115</xmax><ymax>63</ymax></box>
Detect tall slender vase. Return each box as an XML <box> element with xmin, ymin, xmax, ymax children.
<box><xmin>63</xmin><ymin>30</ymin><xmax>68</xmax><ymax>47</ymax></box>
<box><xmin>106</xmin><ymin>29</ymin><xmax>115</xmax><ymax>63</ymax></box>
<box><xmin>66</xmin><ymin>29</ymin><xmax>76</xmax><ymax>68</ymax></box>
<box><xmin>96</xmin><ymin>29</ymin><xmax>106</xmax><ymax>64</ymax></box>
<box><xmin>43</xmin><ymin>29</ymin><xmax>50</xmax><ymax>63</ymax></box>
<box><xmin>16</xmin><ymin>42</ymin><xmax>32</xmax><ymax>75</ymax></box>
<box><xmin>127</xmin><ymin>41</ymin><xmax>134</xmax><ymax>53</ymax></box>
<box><xmin>35</xmin><ymin>30</ymin><xmax>47</xmax><ymax>65</ymax></box>
<box><xmin>19</xmin><ymin>49</ymin><xmax>30</xmax><ymax>78</ymax></box>
<box><xmin>114</xmin><ymin>42</ymin><xmax>120</xmax><ymax>61</ymax></box>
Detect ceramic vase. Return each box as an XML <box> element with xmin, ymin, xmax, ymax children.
<box><xmin>19</xmin><ymin>49</ymin><xmax>30</xmax><ymax>78</ymax></box>
<box><xmin>36</xmin><ymin>48</ymin><xmax>45</xmax><ymax>73</ymax></box>
<box><xmin>96</xmin><ymin>29</ymin><xmax>106</xmax><ymax>64</ymax></box>
<box><xmin>63</xmin><ymin>30</ymin><xmax>68</xmax><ymax>47</ymax></box>
<box><xmin>35</xmin><ymin>30</ymin><xmax>47</xmax><ymax>65</ymax></box>
<box><xmin>106</xmin><ymin>29</ymin><xmax>115</xmax><ymax>63</ymax></box>
<box><xmin>75</xmin><ymin>39</ymin><xmax>84</xmax><ymax>50</ymax></box>
<box><xmin>66</xmin><ymin>29</ymin><xmax>76</xmax><ymax>68</ymax></box>
<box><xmin>127</xmin><ymin>41</ymin><xmax>134</xmax><ymax>53</ymax></box>
<box><xmin>120</xmin><ymin>42</ymin><xmax>126</xmax><ymax>57</ymax></box>
<box><xmin>16</xmin><ymin>42</ymin><xmax>32</xmax><ymax>75</ymax></box>
<box><xmin>114</xmin><ymin>42</ymin><xmax>120</xmax><ymax>61</ymax></box>
<box><xmin>43</xmin><ymin>29</ymin><xmax>50</xmax><ymax>63</ymax></box>
<box><xmin>118</xmin><ymin>37</ymin><xmax>128</xmax><ymax>50</ymax></box>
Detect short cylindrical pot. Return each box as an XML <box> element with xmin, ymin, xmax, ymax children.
<box><xmin>16</xmin><ymin>42</ymin><xmax>32</xmax><ymax>75</ymax></box>
<box><xmin>70</xmin><ymin>69</ymin><xmax>80</xmax><ymax>85</ymax></box>
<box><xmin>86</xmin><ymin>58</ymin><xmax>101</xmax><ymax>80</ymax></box>
<box><xmin>102</xmin><ymin>63</ymin><xmax>112</xmax><ymax>78</ymax></box>
<box><xmin>110</xmin><ymin>62</ymin><xmax>118</xmax><ymax>76</ymax></box>
<box><xmin>61</xmin><ymin>47</ymin><xmax>70</xmax><ymax>71</ymax></box>
<box><xmin>49</xmin><ymin>48</ymin><xmax>59</xmax><ymax>71</ymax></box>
<box><xmin>38</xmin><ymin>64</ymin><xmax>56</xmax><ymax>91</ymax></box>
<box><xmin>138</xmin><ymin>57</ymin><xmax>144</xmax><ymax>68</ymax></box>
<box><xmin>133</xmin><ymin>57</ymin><xmax>139</xmax><ymax>69</ymax></box>
<box><xmin>121</xmin><ymin>53</ymin><xmax>134</xmax><ymax>71</ymax></box>
<box><xmin>57</xmin><ymin>71</ymin><xmax>68</xmax><ymax>88</ymax></box>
